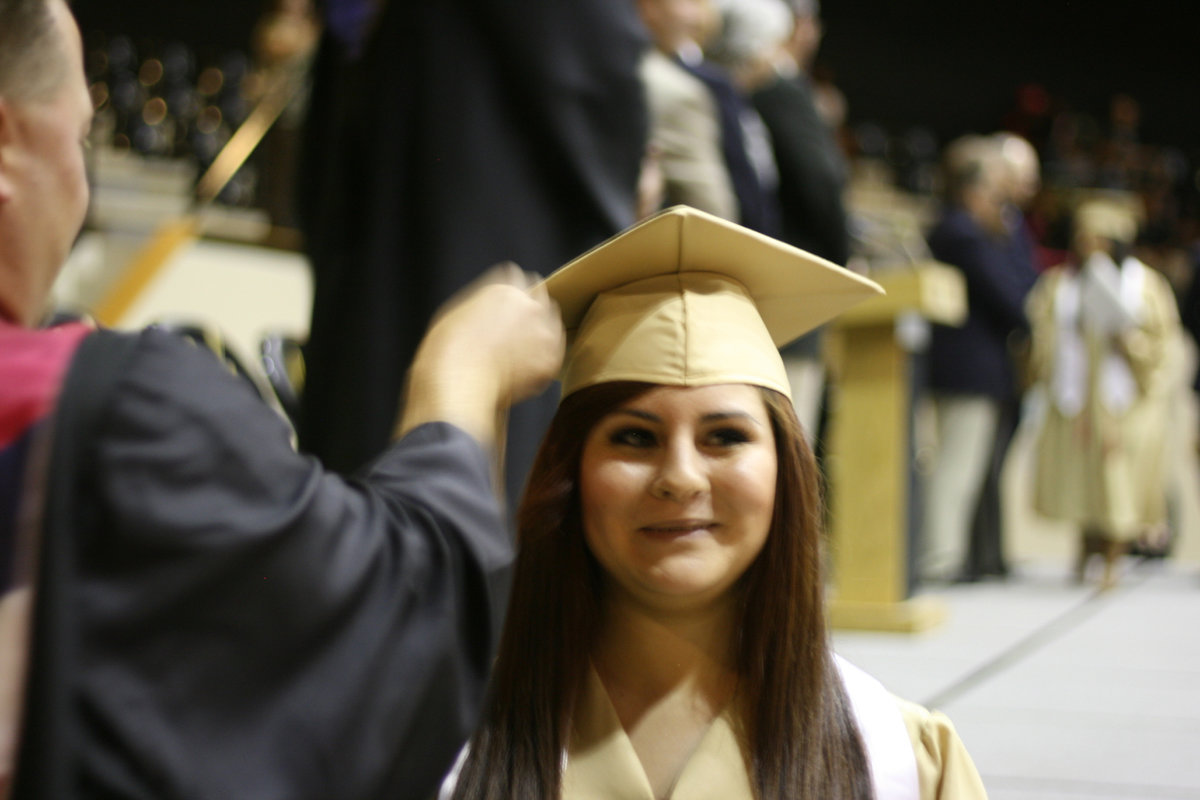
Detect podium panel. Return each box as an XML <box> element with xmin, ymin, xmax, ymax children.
<box><xmin>825</xmin><ymin>264</ymin><xmax>965</xmax><ymax>632</ymax></box>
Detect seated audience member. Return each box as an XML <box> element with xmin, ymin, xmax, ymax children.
<box><xmin>442</xmin><ymin>206</ymin><xmax>989</xmax><ymax>800</ymax></box>
<box><xmin>0</xmin><ymin>1</ymin><xmax>564</xmax><ymax>797</ymax></box>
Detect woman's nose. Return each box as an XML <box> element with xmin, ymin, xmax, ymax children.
<box><xmin>649</xmin><ymin>441</ymin><xmax>707</xmax><ymax>501</ymax></box>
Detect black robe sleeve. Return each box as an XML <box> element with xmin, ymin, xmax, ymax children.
<box><xmin>69</xmin><ymin>329</ymin><xmax>511</xmax><ymax>800</ymax></box>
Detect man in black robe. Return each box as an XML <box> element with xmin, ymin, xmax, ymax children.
<box><xmin>297</xmin><ymin>0</ymin><xmax>651</xmax><ymax>516</ymax></box>
<box><xmin>0</xmin><ymin>2</ymin><xmax>566</xmax><ymax>797</ymax></box>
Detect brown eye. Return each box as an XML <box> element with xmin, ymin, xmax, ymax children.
<box><xmin>708</xmin><ymin>427</ymin><xmax>750</xmax><ymax>446</ymax></box>
<box><xmin>610</xmin><ymin>427</ymin><xmax>656</xmax><ymax>448</ymax></box>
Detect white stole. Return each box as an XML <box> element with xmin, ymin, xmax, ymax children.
<box><xmin>1051</xmin><ymin>255</ymin><xmax>1145</xmax><ymax>417</ymax></box>
<box><xmin>835</xmin><ymin>655</ymin><xmax>921</xmax><ymax>800</ymax></box>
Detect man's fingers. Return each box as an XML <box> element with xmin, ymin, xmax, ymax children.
<box><xmin>474</xmin><ymin>261</ymin><xmax>527</xmax><ymax>289</ymax></box>
<box><xmin>469</xmin><ymin>261</ymin><xmax>547</xmax><ymax>294</ymax></box>
<box><xmin>431</xmin><ymin>262</ymin><xmax>532</xmax><ymax>324</ymax></box>
<box><xmin>527</xmin><ymin>277</ymin><xmax>553</xmax><ymax>306</ymax></box>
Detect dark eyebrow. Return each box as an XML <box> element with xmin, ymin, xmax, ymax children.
<box><xmin>609</xmin><ymin>409</ymin><xmax>660</xmax><ymax>423</ymax></box>
<box><xmin>608</xmin><ymin>409</ymin><xmax>764</xmax><ymax>427</ymax></box>
<box><xmin>701</xmin><ymin>411</ymin><xmax>764</xmax><ymax>427</ymax></box>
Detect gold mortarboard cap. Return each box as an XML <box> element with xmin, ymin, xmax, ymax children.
<box><xmin>544</xmin><ymin>205</ymin><xmax>884</xmax><ymax>399</ymax></box>
<box><xmin>1074</xmin><ymin>197</ymin><xmax>1140</xmax><ymax>245</ymax></box>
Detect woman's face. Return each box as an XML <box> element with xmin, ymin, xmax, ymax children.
<box><xmin>579</xmin><ymin>384</ymin><xmax>777</xmax><ymax>613</ymax></box>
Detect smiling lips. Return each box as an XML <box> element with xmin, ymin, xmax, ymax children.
<box><xmin>639</xmin><ymin>520</ymin><xmax>717</xmax><ymax>537</ymax></box>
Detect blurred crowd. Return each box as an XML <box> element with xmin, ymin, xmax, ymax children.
<box><xmin>79</xmin><ymin>0</ymin><xmax>316</xmax><ymax>208</ymax></box>
<box><xmin>853</xmin><ymin>85</ymin><xmax>1199</xmax><ymax>286</ymax></box>
<box><xmin>76</xmin><ymin>0</ymin><xmax>1200</xmax><ymax>284</ymax></box>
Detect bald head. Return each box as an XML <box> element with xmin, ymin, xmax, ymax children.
<box><xmin>638</xmin><ymin>0</ymin><xmax>718</xmax><ymax>55</ymax></box>
<box><xmin>0</xmin><ymin>0</ymin><xmax>92</xmax><ymax>325</ymax></box>
<box><xmin>941</xmin><ymin>134</ymin><xmax>1007</xmax><ymax>234</ymax></box>
<box><xmin>942</xmin><ymin>136</ymin><xmax>1000</xmax><ymax>202</ymax></box>
<box><xmin>0</xmin><ymin>0</ymin><xmax>69</xmax><ymax>103</ymax></box>
<box><xmin>992</xmin><ymin>132</ymin><xmax>1040</xmax><ymax>209</ymax></box>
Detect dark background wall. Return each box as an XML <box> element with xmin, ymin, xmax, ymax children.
<box><xmin>819</xmin><ymin>0</ymin><xmax>1197</xmax><ymax>151</ymax></box>
<box><xmin>73</xmin><ymin>0</ymin><xmax>1199</xmax><ymax>152</ymax></box>
<box><xmin>75</xmin><ymin>0</ymin><xmax>264</xmax><ymax>55</ymax></box>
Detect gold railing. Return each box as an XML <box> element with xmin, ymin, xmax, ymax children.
<box><xmin>94</xmin><ymin>63</ymin><xmax>308</xmax><ymax>326</ymax></box>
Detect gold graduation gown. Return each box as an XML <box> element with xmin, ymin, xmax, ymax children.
<box><xmin>1026</xmin><ymin>260</ymin><xmax>1179</xmax><ymax>537</ymax></box>
<box><xmin>562</xmin><ymin>657</ymin><xmax>988</xmax><ymax>800</ymax></box>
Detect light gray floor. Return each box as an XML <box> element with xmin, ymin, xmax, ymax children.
<box><xmin>833</xmin><ymin>559</ymin><xmax>1200</xmax><ymax>799</ymax></box>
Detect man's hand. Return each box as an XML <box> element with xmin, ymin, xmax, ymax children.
<box><xmin>396</xmin><ymin>263</ymin><xmax>565</xmax><ymax>445</ymax></box>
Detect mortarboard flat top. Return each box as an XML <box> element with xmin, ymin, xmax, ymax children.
<box><xmin>543</xmin><ymin>205</ymin><xmax>884</xmax><ymax>399</ymax></box>
<box><xmin>1074</xmin><ymin>198</ymin><xmax>1139</xmax><ymax>245</ymax></box>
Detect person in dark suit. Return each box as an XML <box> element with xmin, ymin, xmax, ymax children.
<box><xmin>963</xmin><ymin>132</ymin><xmax>1042</xmax><ymax>579</ymax></box>
<box><xmin>298</xmin><ymin>0</ymin><xmax>649</xmax><ymax>519</ymax></box>
<box><xmin>920</xmin><ymin>135</ymin><xmax>1036</xmax><ymax>583</ymax></box>
<box><xmin>755</xmin><ymin>0</ymin><xmax>849</xmax><ymax>265</ymax></box>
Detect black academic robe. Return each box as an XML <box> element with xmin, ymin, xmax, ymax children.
<box><xmin>749</xmin><ymin>74</ymin><xmax>850</xmax><ymax>380</ymax></box>
<box><xmin>14</xmin><ymin>329</ymin><xmax>512</xmax><ymax>800</ymax></box>
<box><xmin>750</xmin><ymin>74</ymin><xmax>849</xmax><ymax>267</ymax></box>
<box><xmin>297</xmin><ymin>1</ymin><xmax>649</xmax><ymax>513</ymax></box>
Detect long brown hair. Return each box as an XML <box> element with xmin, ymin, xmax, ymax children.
<box><xmin>452</xmin><ymin>382</ymin><xmax>873</xmax><ymax>799</ymax></box>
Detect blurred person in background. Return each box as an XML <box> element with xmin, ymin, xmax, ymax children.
<box><xmin>637</xmin><ymin>0</ymin><xmax>739</xmax><ymax>220</ymax></box>
<box><xmin>1026</xmin><ymin>199</ymin><xmax>1180</xmax><ymax>589</ymax></box>
<box><xmin>706</xmin><ymin>0</ymin><xmax>850</xmax><ymax>445</ymax></box>
<box><xmin>961</xmin><ymin>132</ymin><xmax>1042</xmax><ymax>581</ymax></box>
<box><xmin>920</xmin><ymin>135</ymin><xmax>1034</xmax><ymax>583</ymax></box>
<box><xmin>638</xmin><ymin>0</ymin><xmax>781</xmax><ymax>235</ymax></box>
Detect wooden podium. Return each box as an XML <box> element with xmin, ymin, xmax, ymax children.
<box><xmin>825</xmin><ymin>262</ymin><xmax>966</xmax><ymax>632</ymax></box>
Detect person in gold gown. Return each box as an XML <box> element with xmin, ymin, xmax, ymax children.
<box><xmin>1026</xmin><ymin>198</ymin><xmax>1180</xmax><ymax>588</ymax></box>
<box><xmin>441</xmin><ymin>206</ymin><xmax>989</xmax><ymax>799</ymax></box>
